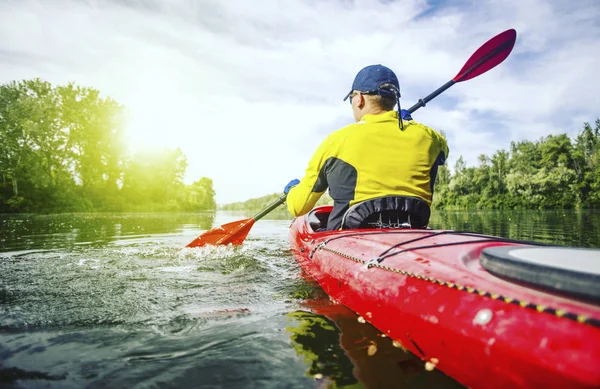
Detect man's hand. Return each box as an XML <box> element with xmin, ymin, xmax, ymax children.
<box><xmin>284</xmin><ymin>179</ymin><xmax>300</xmax><ymax>195</ymax></box>
<box><xmin>401</xmin><ymin>109</ymin><xmax>413</xmax><ymax>120</ymax></box>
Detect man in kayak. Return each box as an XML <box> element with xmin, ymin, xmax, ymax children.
<box><xmin>284</xmin><ymin>64</ymin><xmax>449</xmax><ymax>230</ymax></box>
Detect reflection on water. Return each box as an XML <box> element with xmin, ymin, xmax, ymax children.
<box><xmin>286</xmin><ymin>287</ymin><xmax>464</xmax><ymax>389</ymax></box>
<box><xmin>287</xmin><ymin>310</ymin><xmax>357</xmax><ymax>388</ymax></box>
<box><xmin>430</xmin><ymin>209</ymin><xmax>600</xmax><ymax>248</ymax></box>
<box><xmin>0</xmin><ymin>209</ymin><xmax>598</xmax><ymax>388</ymax></box>
<box><xmin>0</xmin><ymin>213</ymin><xmax>216</xmax><ymax>252</ymax></box>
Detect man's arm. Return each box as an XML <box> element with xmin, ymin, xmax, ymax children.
<box><xmin>437</xmin><ymin>130</ymin><xmax>449</xmax><ymax>164</ymax></box>
<box><xmin>286</xmin><ymin>135</ymin><xmax>334</xmax><ymax>216</ymax></box>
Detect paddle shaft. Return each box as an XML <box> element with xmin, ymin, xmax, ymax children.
<box><xmin>407</xmin><ymin>80</ymin><xmax>455</xmax><ymax>114</ymax></box>
<box><xmin>252</xmin><ymin>194</ymin><xmax>287</xmax><ymax>221</ymax></box>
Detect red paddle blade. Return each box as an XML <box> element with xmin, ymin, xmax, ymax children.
<box><xmin>186</xmin><ymin>218</ymin><xmax>256</xmax><ymax>248</ymax></box>
<box><xmin>453</xmin><ymin>29</ymin><xmax>517</xmax><ymax>83</ymax></box>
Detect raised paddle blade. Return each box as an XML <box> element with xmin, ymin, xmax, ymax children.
<box><xmin>186</xmin><ymin>218</ymin><xmax>256</xmax><ymax>248</ymax></box>
<box><xmin>453</xmin><ymin>29</ymin><xmax>517</xmax><ymax>83</ymax></box>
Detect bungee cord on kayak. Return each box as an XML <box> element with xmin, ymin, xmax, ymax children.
<box><xmin>314</xmin><ymin>229</ymin><xmax>554</xmax><ymax>259</ymax></box>
<box><xmin>303</xmin><ymin>226</ymin><xmax>600</xmax><ymax>330</ymax></box>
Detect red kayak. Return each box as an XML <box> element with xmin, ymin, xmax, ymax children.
<box><xmin>289</xmin><ymin>205</ymin><xmax>600</xmax><ymax>389</ymax></box>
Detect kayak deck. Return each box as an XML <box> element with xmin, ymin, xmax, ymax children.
<box><xmin>289</xmin><ymin>206</ymin><xmax>600</xmax><ymax>389</ymax></box>
<box><xmin>308</xmin><ymin>229</ymin><xmax>600</xmax><ymax>326</ymax></box>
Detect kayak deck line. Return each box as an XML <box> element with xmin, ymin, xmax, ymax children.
<box><xmin>312</xmin><ymin>238</ymin><xmax>600</xmax><ymax>330</ymax></box>
<box><xmin>377</xmin><ymin>231</ymin><xmax>553</xmax><ymax>259</ymax></box>
<box><xmin>319</xmin><ymin>229</ymin><xmax>553</xmax><ymax>262</ymax></box>
<box><xmin>310</xmin><ymin>229</ymin><xmax>550</xmax><ymax>265</ymax></box>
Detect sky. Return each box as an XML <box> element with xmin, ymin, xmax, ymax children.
<box><xmin>1</xmin><ymin>0</ymin><xmax>599</xmax><ymax>204</ymax></box>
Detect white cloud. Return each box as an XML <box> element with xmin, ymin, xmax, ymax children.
<box><xmin>1</xmin><ymin>0</ymin><xmax>599</xmax><ymax>203</ymax></box>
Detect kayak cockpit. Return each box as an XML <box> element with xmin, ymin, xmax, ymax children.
<box><xmin>307</xmin><ymin>208</ymin><xmax>330</xmax><ymax>231</ymax></box>
<box><xmin>308</xmin><ymin>196</ymin><xmax>430</xmax><ymax>231</ymax></box>
<box><xmin>341</xmin><ymin>196</ymin><xmax>430</xmax><ymax>229</ymax></box>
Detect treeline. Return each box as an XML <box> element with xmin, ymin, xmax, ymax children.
<box><xmin>432</xmin><ymin>120</ymin><xmax>600</xmax><ymax>210</ymax></box>
<box><xmin>222</xmin><ymin>192</ymin><xmax>333</xmax><ymax>211</ymax></box>
<box><xmin>0</xmin><ymin>79</ymin><xmax>216</xmax><ymax>213</ymax></box>
<box><xmin>223</xmin><ymin>120</ymin><xmax>600</xmax><ymax>211</ymax></box>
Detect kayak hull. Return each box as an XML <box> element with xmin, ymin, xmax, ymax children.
<box><xmin>289</xmin><ymin>206</ymin><xmax>600</xmax><ymax>389</ymax></box>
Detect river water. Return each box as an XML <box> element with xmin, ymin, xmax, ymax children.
<box><xmin>1</xmin><ymin>209</ymin><xmax>599</xmax><ymax>388</ymax></box>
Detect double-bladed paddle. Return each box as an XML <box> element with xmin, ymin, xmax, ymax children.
<box><xmin>186</xmin><ymin>28</ymin><xmax>517</xmax><ymax>248</ymax></box>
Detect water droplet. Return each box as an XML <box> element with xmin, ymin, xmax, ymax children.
<box><xmin>473</xmin><ymin>309</ymin><xmax>493</xmax><ymax>325</ymax></box>
<box><xmin>367</xmin><ymin>343</ymin><xmax>377</xmax><ymax>356</ymax></box>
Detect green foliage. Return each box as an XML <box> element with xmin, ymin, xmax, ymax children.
<box><xmin>181</xmin><ymin>177</ymin><xmax>217</xmax><ymax>211</ymax></box>
<box><xmin>0</xmin><ymin>79</ymin><xmax>216</xmax><ymax>213</ymax></box>
<box><xmin>222</xmin><ymin>191</ymin><xmax>333</xmax><ymax>211</ymax></box>
<box><xmin>432</xmin><ymin>120</ymin><xmax>600</xmax><ymax>210</ymax></box>
<box><xmin>222</xmin><ymin>193</ymin><xmax>281</xmax><ymax>211</ymax></box>
<box><xmin>121</xmin><ymin>148</ymin><xmax>187</xmax><ymax>211</ymax></box>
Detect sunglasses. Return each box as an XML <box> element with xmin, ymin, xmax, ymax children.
<box><xmin>349</xmin><ymin>92</ymin><xmax>358</xmax><ymax>104</ymax></box>
<box><xmin>349</xmin><ymin>91</ymin><xmax>380</xmax><ymax>104</ymax></box>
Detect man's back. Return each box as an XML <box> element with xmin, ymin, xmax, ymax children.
<box><xmin>286</xmin><ymin>110</ymin><xmax>448</xmax><ymax>230</ymax></box>
<box><xmin>285</xmin><ymin>64</ymin><xmax>449</xmax><ymax>230</ymax></box>
<box><xmin>328</xmin><ymin>111</ymin><xmax>448</xmax><ymax>207</ymax></box>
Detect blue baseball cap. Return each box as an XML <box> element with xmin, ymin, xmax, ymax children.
<box><xmin>343</xmin><ymin>64</ymin><xmax>400</xmax><ymax>101</ymax></box>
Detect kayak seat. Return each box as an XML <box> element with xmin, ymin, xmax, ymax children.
<box><xmin>341</xmin><ymin>196</ymin><xmax>430</xmax><ymax>230</ymax></box>
<box><xmin>308</xmin><ymin>209</ymin><xmax>330</xmax><ymax>231</ymax></box>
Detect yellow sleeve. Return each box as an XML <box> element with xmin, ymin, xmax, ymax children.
<box><xmin>427</xmin><ymin>126</ymin><xmax>449</xmax><ymax>164</ymax></box>
<box><xmin>436</xmin><ymin>130</ymin><xmax>449</xmax><ymax>164</ymax></box>
<box><xmin>286</xmin><ymin>134</ymin><xmax>336</xmax><ymax>216</ymax></box>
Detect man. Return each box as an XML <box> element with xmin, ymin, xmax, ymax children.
<box><xmin>284</xmin><ymin>64</ymin><xmax>448</xmax><ymax>230</ymax></box>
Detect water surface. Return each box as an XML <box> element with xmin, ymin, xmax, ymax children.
<box><xmin>1</xmin><ymin>210</ymin><xmax>598</xmax><ymax>388</ymax></box>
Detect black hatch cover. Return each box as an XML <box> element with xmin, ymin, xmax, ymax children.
<box><xmin>480</xmin><ymin>246</ymin><xmax>600</xmax><ymax>301</ymax></box>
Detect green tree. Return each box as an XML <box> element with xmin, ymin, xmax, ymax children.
<box><xmin>0</xmin><ymin>81</ymin><xmax>28</xmax><ymax>206</ymax></box>
<box><xmin>0</xmin><ymin>79</ymin><xmax>81</xmax><ymax>211</ymax></box>
<box><xmin>181</xmin><ymin>177</ymin><xmax>217</xmax><ymax>211</ymax></box>
<box><xmin>489</xmin><ymin>150</ymin><xmax>510</xmax><ymax>207</ymax></box>
<box><xmin>1</xmin><ymin>79</ymin><xmax>213</xmax><ymax>213</ymax></box>
<box><xmin>447</xmin><ymin>156</ymin><xmax>478</xmax><ymax>208</ymax></box>
<box><xmin>573</xmin><ymin>120</ymin><xmax>600</xmax><ymax>207</ymax></box>
<box><xmin>430</xmin><ymin>121</ymin><xmax>599</xmax><ymax>210</ymax></box>
<box><xmin>58</xmin><ymin>84</ymin><xmax>126</xmax><ymax>210</ymax></box>
<box><xmin>122</xmin><ymin>148</ymin><xmax>188</xmax><ymax>211</ymax></box>
<box><xmin>431</xmin><ymin>163</ymin><xmax>451</xmax><ymax>209</ymax></box>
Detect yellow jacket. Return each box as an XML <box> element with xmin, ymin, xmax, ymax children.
<box><xmin>287</xmin><ymin>110</ymin><xmax>448</xmax><ymax>229</ymax></box>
